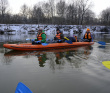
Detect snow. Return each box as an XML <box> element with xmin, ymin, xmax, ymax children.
<box><xmin>0</xmin><ymin>24</ymin><xmax>110</xmax><ymax>42</ymax></box>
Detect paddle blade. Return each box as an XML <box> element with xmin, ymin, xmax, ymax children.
<box><xmin>97</xmin><ymin>41</ymin><xmax>106</xmax><ymax>45</ymax></box>
<box><xmin>65</xmin><ymin>40</ymin><xmax>73</xmax><ymax>44</ymax></box>
<box><xmin>15</xmin><ymin>82</ymin><xmax>32</xmax><ymax>93</ymax></box>
<box><xmin>102</xmin><ymin>61</ymin><xmax>110</xmax><ymax>69</ymax></box>
<box><xmin>98</xmin><ymin>46</ymin><xmax>105</xmax><ymax>49</ymax></box>
<box><xmin>42</xmin><ymin>43</ymin><xmax>48</xmax><ymax>46</ymax></box>
<box><xmin>26</xmin><ymin>38</ymin><xmax>31</xmax><ymax>41</ymax></box>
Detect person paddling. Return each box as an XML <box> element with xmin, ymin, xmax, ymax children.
<box><xmin>83</xmin><ymin>28</ymin><xmax>92</xmax><ymax>42</ymax></box>
<box><xmin>32</xmin><ymin>28</ymin><xmax>46</xmax><ymax>44</ymax></box>
<box><xmin>54</xmin><ymin>28</ymin><xmax>64</xmax><ymax>43</ymax></box>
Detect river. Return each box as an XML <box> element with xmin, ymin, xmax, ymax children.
<box><xmin>0</xmin><ymin>32</ymin><xmax>110</xmax><ymax>93</ymax></box>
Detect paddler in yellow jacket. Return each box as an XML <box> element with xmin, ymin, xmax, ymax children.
<box><xmin>83</xmin><ymin>28</ymin><xmax>92</xmax><ymax>42</ymax></box>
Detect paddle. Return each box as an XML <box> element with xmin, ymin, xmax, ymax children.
<box><xmin>26</xmin><ymin>38</ymin><xmax>31</xmax><ymax>41</ymax></box>
<box><xmin>15</xmin><ymin>82</ymin><xmax>33</xmax><ymax>93</ymax></box>
<box><xmin>64</xmin><ymin>37</ymin><xmax>73</xmax><ymax>44</ymax></box>
<box><xmin>97</xmin><ymin>41</ymin><xmax>110</xmax><ymax>45</ymax></box>
<box><xmin>102</xmin><ymin>61</ymin><xmax>110</xmax><ymax>69</ymax></box>
<box><xmin>91</xmin><ymin>31</ymin><xmax>107</xmax><ymax>45</ymax></box>
<box><xmin>81</xmin><ymin>37</ymin><xmax>106</xmax><ymax>45</ymax></box>
<box><xmin>97</xmin><ymin>41</ymin><xmax>106</xmax><ymax>45</ymax></box>
<box><xmin>93</xmin><ymin>40</ymin><xmax>107</xmax><ymax>45</ymax></box>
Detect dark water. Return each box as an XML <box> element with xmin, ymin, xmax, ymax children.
<box><xmin>0</xmin><ymin>33</ymin><xmax>110</xmax><ymax>93</ymax></box>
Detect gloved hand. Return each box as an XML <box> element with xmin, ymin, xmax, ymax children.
<box><xmin>31</xmin><ymin>39</ymin><xmax>35</xmax><ymax>42</ymax></box>
<box><xmin>58</xmin><ymin>40</ymin><xmax>61</xmax><ymax>42</ymax></box>
<box><xmin>35</xmin><ymin>41</ymin><xmax>41</xmax><ymax>44</ymax></box>
<box><xmin>46</xmin><ymin>39</ymin><xmax>49</xmax><ymax>41</ymax></box>
<box><xmin>57</xmin><ymin>39</ymin><xmax>62</xmax><ymax>43</ymax></box>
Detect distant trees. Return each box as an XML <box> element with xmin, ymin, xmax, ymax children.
<box><xmin>78</xmin><ymin>0</ymin><xmax>92</xmax><ymax>25</ymax></box>
<box><xmin>56</xmin><ymin>0</ymin><xmax>66</xmax><ymax>25</ymax></box>
<box><xmin>66</xmin><ymin>2</ymin><xmax>77</xmax><ymax>25</ymax></box>
<box><xmin>0</xmin><ymin>0</ymin><xmax>110</xmax><ymax>26</ymax></box>
<box><xmin>100</xmin><ymin>8</ymin><xmax>110</xmax><ymax>25</ymax></box>
<box><xmin>49</xmin><ymin>0</ymin><xmax>55</xmax><ymax>24</ymax></box>
<box><xmin>83</xmin><ymin>9</ymin><xmax>95</xmax><ymax>24</ymax></box>
<box><xmin>42</xmin><ymin>2</ymin><xmax>51</xmax><ymax>24</ymax></box>
<box><xmin>0</xmin><ymin>0</ymin><xmax>9</xmax><ymax>23</ymax></box>
<box><xmin>20</xmin><ymin>4</ymin><xmax>29</xmax><ymax>23</ymax></box>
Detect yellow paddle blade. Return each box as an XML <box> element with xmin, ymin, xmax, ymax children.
<box><xmin>102</xmin><ymin>61</ymin><xmax>110</xmax><ymax>69</ymax></box>
<box><xmin>64</xmin><ymin>37</ymin><xmax>69</xmax><ymax>40</ymax></box>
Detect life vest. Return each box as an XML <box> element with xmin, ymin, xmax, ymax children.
<box><xmin>37</xmin><ymin>33</ymin><xmax>46</xmax><ymax>41</ymax></box>
<box><xmin>56</xmin><ymin>33</ymin><xmax>61</xmax><ymax>39</ymax></box>
<box><xmin>84</xmin><ymin>32</ymin><xmax>92</xmax><ymax>39</ymax></box>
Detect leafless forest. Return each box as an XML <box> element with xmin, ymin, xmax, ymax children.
<box><xmin>0</xmin><ymin>0</ymin><xmax>110</xmax><ymax>25</ymax></box>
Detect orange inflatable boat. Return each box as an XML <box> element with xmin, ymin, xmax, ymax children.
<box><xmin>3</xmin><ymin>42</ymin><xmax>94</xmax><ymax>51</ymax></box>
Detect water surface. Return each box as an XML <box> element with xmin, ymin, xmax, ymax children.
<box><xmin>0</xmin><ymin>32</ymin><xmax>110</xmax><ymax>93</ymax></box>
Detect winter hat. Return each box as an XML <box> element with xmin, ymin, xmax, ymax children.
<box><xmin>86</xmin><ymin>28</ymin><xmax>90</xmax><ymax>31</ymax></box>
<box><xmin>56</xmin><ymin>28</ymin><xmax>60</xmax><ymax>31</ymax></box>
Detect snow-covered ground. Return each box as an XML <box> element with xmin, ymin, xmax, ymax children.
<box><xmin>0</xmin><ymin>24</ymin><xmax>108</xmax><ymax>34</ymax></box>
<box><xmin>0</xmin><ymin>24</ymin><xmax>110</xmax><ymax>42</ymax></box>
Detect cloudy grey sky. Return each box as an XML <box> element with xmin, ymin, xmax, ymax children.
<box><xmin>8</xmin><ymin>0</ymin><xmax>110</xmax><ymax>16</ymax></box>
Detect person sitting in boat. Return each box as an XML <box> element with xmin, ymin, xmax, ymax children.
<box><xmin>83</xmin><ymin>28</ymin><xmax>92</xmax><ymax>42</ymax></box>
<box><xmin>32</xmin><ymin>28</ymin><xmax>46</xmax><ymax>44</ymax></box>
<box><xmin>66</xmin><ymin>35</ymin><xmax>79</xmax><ymax>42</ymax></box>
<box><xmin>73</xmin><ymin>35</ymin><xmax>79</xmax><ymax>42</ymax></box>
<box><xmin>54</xmin><ymin>28</ymin><xmax>64</xmax><ymax>43</ymax></box>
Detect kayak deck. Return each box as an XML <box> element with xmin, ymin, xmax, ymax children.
<box><xmin>3</xmin><ymin>42</ymin><xmax>94</xmax><ymax>51</ymax></box>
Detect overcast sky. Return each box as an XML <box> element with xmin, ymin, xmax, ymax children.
<box><xmin>8</xmin><ymin>0</ymin><xmax>110</xmax><ymax>16</ymax></box>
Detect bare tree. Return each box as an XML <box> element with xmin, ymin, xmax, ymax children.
<box><xmin>42</xmin><ymin>2</ymin><xmax>51</xmax><ymax>24</ymax></box>
<box><xmin>56</xmin><ymin>0</ymin><xmax>66</xmax><ymax>24</ymax></box>
<box><xmin>0</xmin><ymin>0</ymin><xmax>8</xmax><ymax>23</ymax></box>
<box><xmin>11</xmin><ymin>14</ymin><xmax>22</xmax><ymax>24</ymax></box>
<box><xmin>42</xmin><ymin>0</ymin><xmax>56</xmax><ymax>24</ymax></box>
<box><xmin>31</xmin><ymin>4</ymin><xmax>44</xmax><ymax>24</ymax></box>
<box><xmin>20</xmin><ymin>4</ymin><xmax>29</xmax><ymax>23</ymax></box>
<box><xmin>77</xmin><ymin>0</ymin><xmax>92</xmax><ymax>25</ymax></box>
<box><xmin>66</xmin><ymin>2</ymin><xmax>77</xmax><ymax>24</ymax></box>
<box><xmin>84</xmin><ymin>9</ymin><xmax>95</xmax><ymax>24</ymax></box>
<box><xmin>49</xmin><ymin>0</ymin><xmax>55</xmax><ymax>24</ymax></box>
<box><xmin>100</xmin><ymin>8</ymin><xmax>110</xmax><ymax>25</ymax></box>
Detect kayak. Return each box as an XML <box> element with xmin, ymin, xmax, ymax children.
<box><xmin>3</xmin><ymin>42</ymin><xmax>94</xmax><ymax>51</ymax></box>
<box><xmin>4</xmin><ymin>46</ymin><xmax>88</xmax><ymax>56</ymax></box>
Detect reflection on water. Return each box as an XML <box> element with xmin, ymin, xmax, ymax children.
<box><xmin>3</xmin><ymin>46</ymin><xmax>93</xmax><ymax>69</ymax></box>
